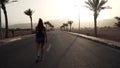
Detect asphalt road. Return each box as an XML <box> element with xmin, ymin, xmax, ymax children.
<box><xmin>0</xmin><ymin>30</ymin><xmax>120</xmax><ymax>68</ymax></box>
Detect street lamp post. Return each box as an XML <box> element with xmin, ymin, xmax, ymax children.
<box><xmin>74</xmin><ymin>4</ymin><xmax>80</xmax><ymax>33</ymax></box>
<box><xmin>78</xmin><ymin>10</ymin><xmax>80</xmax><ymax>33</ymax></box>
<box><xmin>78</xmin><ymin>6</ymin><xmax>80</xmax><ymax>33</ymax></box>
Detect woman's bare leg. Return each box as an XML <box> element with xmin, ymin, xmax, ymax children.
<box><xmin>35</xmin><ymin>43</ymin><xmax>41</xmax><ymax>62</ymax></box>
<box><xmin>36</xmin><ymin>43</ymin><xmax>44</xmax><ymax>56</ymax></box>
<box><xmin>40</xmin><ymin>43</ymin><xmax>44</xmax><ymax>57</ymax></box>
<box><xmin>35</xmin><ymin>43</ymin><xmax>45</xmax><ymax>62</ymax></box>
<box><xmin>36</xmin><ymin>43</ymin><xmax>40</xmax><ymax>57</ymax></box>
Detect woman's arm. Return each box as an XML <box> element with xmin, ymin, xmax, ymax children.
<box><xmin>44</xmin><ymin>27</ymin><xmax>47</xmax><ymax>42</ymax></box>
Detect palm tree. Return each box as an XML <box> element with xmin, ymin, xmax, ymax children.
<box><xmin>0</xmin><ymin>0</ymin><xmax>17</xmax><ymax>38</ymax></box>
<box><xmin>61</xmin><ymin>24</ymin><xmax>65</xmax><ymax>31</ymax></box>
<box><xmin>60</xmin><ymin>25</ymin><xmax>64</xmax><ymax>31</ymax></box>
<box><xmin>64</xmin><ymin>23</ymin><xmax>68</xmax><ymax>31</ymax></box>
<box><xmin>24</xmin><ymin>8</ymin><xmax>34</xmax><ymax>33</ymax></box>
<box><xmin>68</xmin><ymin>21</ymin><xmax>73</xmax><ymax>31</ymax></box>
<box><xmin>61</xmin><ymin>23</ymin><xmax>65</xmax><ymax>31</ymax></box>
<box><xmin>47</xmin><ymin>22</ymin><xmax>54</xmax><ymax>30</ymax></box>
<box><xmin>44</xmin><ymin>21</ymin><xmax>50</xmax><ymax>30</ymax></box>
<box><xmin>115</xmin><ymin>16</ymin><xmax>120</xmax><ymax>28</ymax></box>
<box><xmin>85</xmin><ymin>0</ymin><xmax>111</xmax><ymax>36</ymax></box>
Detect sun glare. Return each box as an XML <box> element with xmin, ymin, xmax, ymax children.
<box><xmin>56</xmin><ymin>0</ymin><xmax>112</xmax><ymax>21</ymax></box>
<box><xmin>55</xmin><ymin>0</ymin><xmax>93</xmax><ymax>21</ymax></box>
<box><xmin>35</xmin><ymin>0</ymin><xmax>111</xmax><ymax>24</ymax></box>
<box><xmin>2</xmin><ymin>0</ymin><xmax>114</xmax><ymax>28</ymax></box>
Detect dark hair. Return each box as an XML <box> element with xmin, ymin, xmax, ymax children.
<box><xmin>36</xmin><ymin>18</ymin><xmax>45</xmax><ymax>31</ymax></box>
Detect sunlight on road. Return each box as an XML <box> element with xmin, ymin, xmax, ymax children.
<box><xmin>9</xmin><ymin>38</ymin><xmax>22</xmax><ymax>42</ymax></box>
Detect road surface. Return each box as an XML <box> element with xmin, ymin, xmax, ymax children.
<box><xmin>0</xmin><ymin>30</ymin><xmax>120</xmax><ymax>68</ymax></box>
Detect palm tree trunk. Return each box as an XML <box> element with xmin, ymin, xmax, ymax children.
<box><xmin>30</xmin><ymin>16</ymin><xmax>33</xmax><ymax>33</ymax></box>
<box><xmin>45</xmin><ymin>24</ymin><xmax>47</xmax><ymax>30</ymax></box>
<box><xmin>65</xmin><ymin>26</ymin><xmax>66</xmax><ymax>31</ymax></box>
<box><xmin>63</xmin><ymin>27</ymin><xmax>65</xmax><ymax>31</ymax></box>
<box><xmin>2</xmin><ymin>3</ymin><xmax>9</xmax><ymax>38</ymax></box>
<box><xmin>0</xmin><ymin>7</ymin><xmax>2</xmax><ymax>39</ymax></box>
<box><xmin>94</xmin><ymin>11</ymin><xmax>97</xmax><ymax>36</ymax></box>
<box><xmin>70</xmin><ymin>25</ymin><xmax>71</xmax><ymax>31</ymax></box>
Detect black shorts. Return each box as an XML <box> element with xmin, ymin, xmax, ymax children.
<box><xmin>36</xmin><ymin>32</ymin><xmax>45</xmax><ymax>43</ymax></box>
<box><xmin>36</xmin><ymin>37</ymin><xmax>45</xmax><ymax>43</ymax></box>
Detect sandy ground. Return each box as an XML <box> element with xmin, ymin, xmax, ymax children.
<box><xmin>0</xmin><ymin>30</ymin><xmax>32</xmax><ymax>45</ymax></box>
<box><xmin>1</xmin><ymin>27</ymin><xmax>120</xmax><ymax>42</ymax></box>
<box><xmin>0</xmin><ymin>30</ymin><xmax>31</xmax><ymax>39</ymax></box>
<box><xmin>71</xmin><ymin>27</ymin><xmax>120</xmax><ymax>42</ymax></box>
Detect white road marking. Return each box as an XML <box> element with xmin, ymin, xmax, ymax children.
<box><xmin>46</xmin><ymin>43</ymin><xmax>52</xmax><ymax>52</ymax></box>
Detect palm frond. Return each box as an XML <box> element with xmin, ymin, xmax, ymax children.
<box><xmin>1</xmin><ymin>0</ymin><xmax>17</xmax><ymax>4</ymax></box>
<box><xmin>11</xmin><ymin>0</ymin><xmax>17</xmax><ymax>2</ymax></box>
<box><xmin>99</xmin><ymin>6</ymin><xmax>111</xmax><ymax>11</ymax></box>
<box><xmin>85</xmin><ymin>1</ymin><xmax>92</xmax><ymax>8</ymax></box>
<box><xmin>94</xmin><ymin>0</ymin><xmax>100</xmax><ymax>7</ymax></box>
<box><xmin>115</xmin><ymin>17</ymin><xmax>120</xmax><ymax>21</ymax></box>
<box><xmin>85</xmin><ymin>1</ymin><xmax>91</xmax><ymax>6</ymax></box>
<box><xmin>1</xmin><ymin>0</ymin><xmax>9</xmax><ymax>4</ymax></box>
<box><xmin>85</xmin><ymin>0</ymin><xmax>96</xmax><ymax>11</ymax></box>
<box><xmin>84</xmin><ymin>5</ymin><xmax>93</xmax><ymax>11</ymax></box>
<box><xmin>68</xmin><ymin>21</ymin><xmax>73</xmax><ymax>25</ymax></box>
<box><xmin>24</xmin><ymin>9</ymin><xmax>34</xmax><ymax>16</ymax></box>
<box><xmin>88</xmin><ymin>0</ymin><xmax>95</xmax><ymax>8</ymax></box>
<box><xmin>97</xmin><ymin>0</ymin><xmax>107</xmax><ymax>9</ymax></box>
<box><xmin>102</xmin><ymin>6</ymin><xmax>107</xmax><ymax>9</ymax></box>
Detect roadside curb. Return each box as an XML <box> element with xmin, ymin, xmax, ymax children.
<box><xmin>0</xmin><ymin>34</ymin><xmax>34</xmax><ymax>46</ymax></box>
<box><xmin>68</xmin><ymin>32</ymin><xmax>120</xmax><ymax>50</ymax></box>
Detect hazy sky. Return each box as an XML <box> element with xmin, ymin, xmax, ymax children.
<box><xmin>1</xmin><ymin>0</ymin><xmax>120</xmax><ymax>27</ymax></box>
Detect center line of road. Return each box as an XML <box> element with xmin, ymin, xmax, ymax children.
<box><xmin>46</xmin><ymin>43</ymin><xmax>52</xmax><ymax>52</ymax></box>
